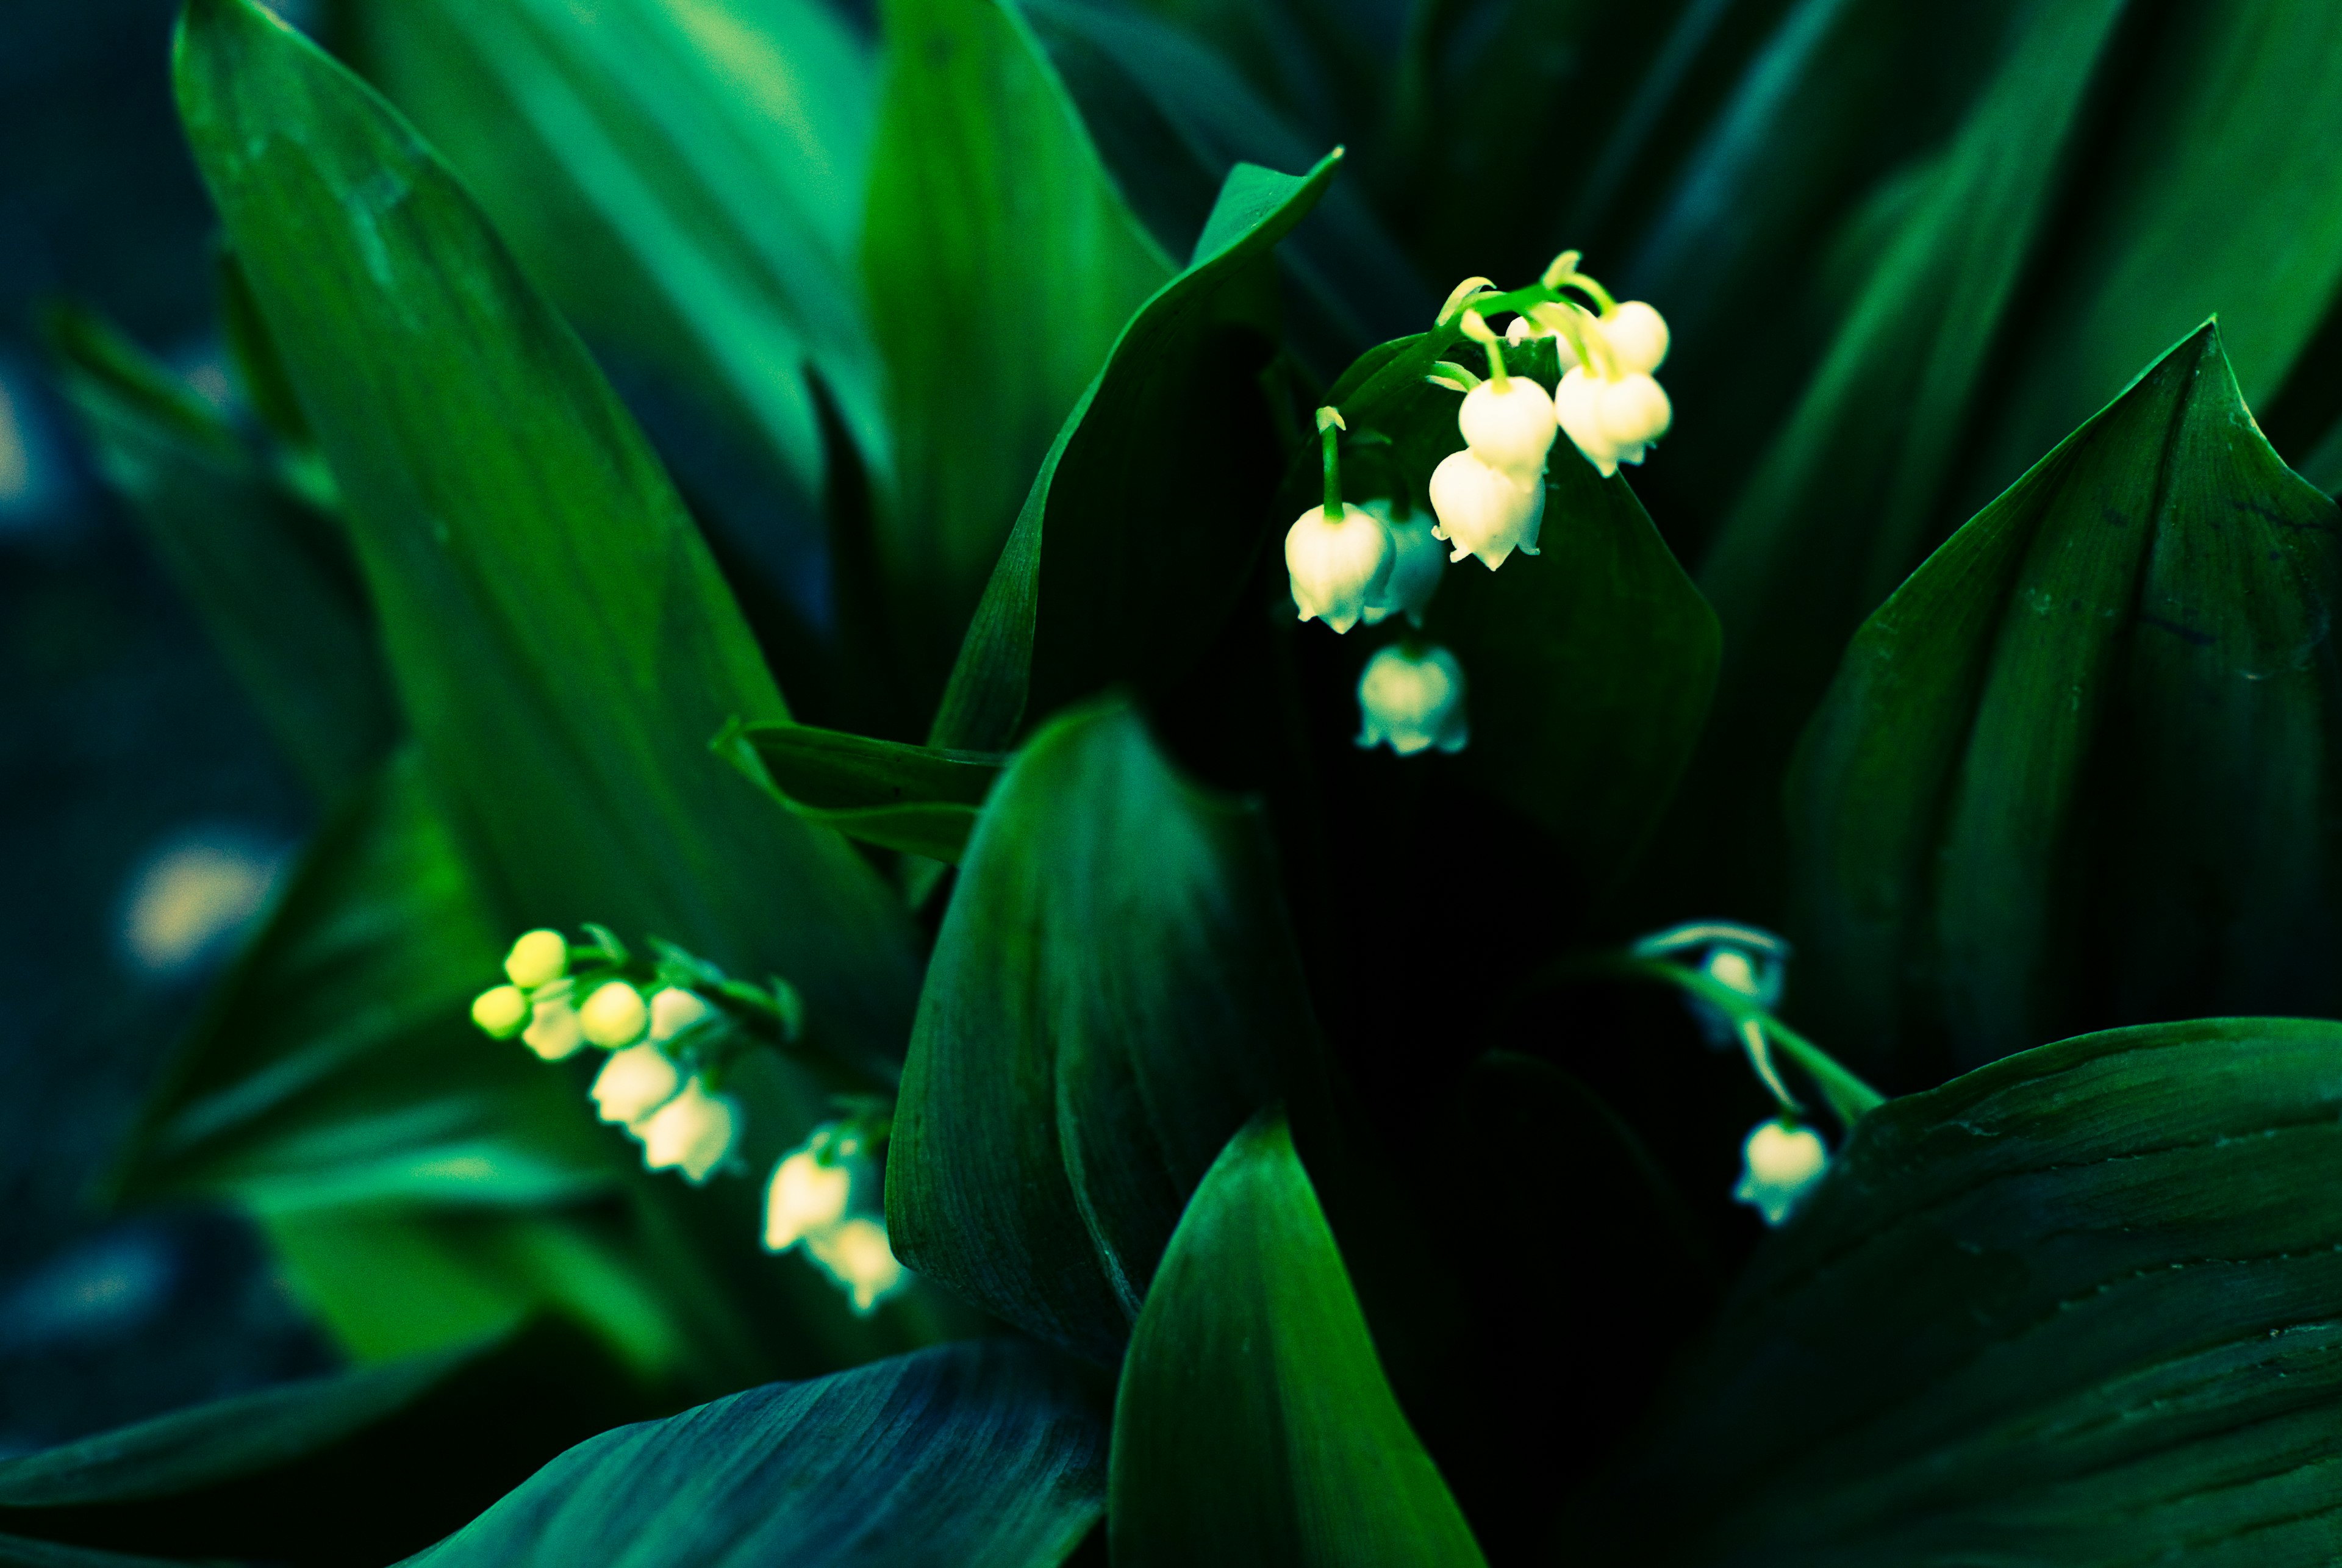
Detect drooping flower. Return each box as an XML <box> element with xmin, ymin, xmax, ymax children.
<box><xmin>590</xmin><ymin>1042</ymin><xmax>681</xmax><ymax>1126</ymax></box>
<box><xmin>764</xmin><ymin>1144</ymin><xmax>853</xmax><ymax>1251</ymax></box>
<box><xmin>1356</xmin><ymin>643</ymin><xmax>1469</xmax><ymax>756</ymax></box>
<box><xmin>503</xmin><ymin>928</ymin><xmax>568</xmax><ymax>989</ymax></box>
<box><xmin>1427</xmin><ymin>449</ymin><xmax>1544</xmax><ymax>569</ymax></box>
<box><xmin>1286</xmin><ymin>503</ymin><xmax>1395</xmax><ymax>634</ymax></box>
<box><xmin>648</xmin><ymin>986</ymin><xmax>712</xmax><ymax>1043</ymax></box>
<box><xmin>579</xmin><ymin>981</ymin><xmax>650</xmax><ymax>1048</ymax></box>
<box><xmin>1599</xmin><ymin>299</ymin><xmax>1670</xmax><ymax>373</ymax></box>
<box><xmin>1458</xmin><ymin>374</ymin><xmax>1556</xmax><ymax>481</ymax></box>
<box><xmin>470</xmin><ymin>984</ymin><xmax>529</xmax><ymax>1040</ymax></box>
<box><xmin>520</xmin><ymin>987</ymin><xmax>586</xmax><ymax>1061</ymax></box>
<box><xmin>1361</xmin><ymin>502</ymin><xmax>1447</xmax><ymax>626</ymax></box>
<box><xmin>1553</xmin><ymin>298</ymin><xmax>1674</xmax><ymax>476</ymax></box>
<box><xmin>635</xmin><ymin>1077</ymin><xmax>739</xmax><ymax>1183</ymax></box>
<box><xmin>805</xmin><ymin>1217</ymin><xmax>908</xmax><ymax>1314</ymax></box>
<box><xmin>1733</xmin><ymin>1119</ymin><xmax>1828</xmax><ymax>1226</ymax></box>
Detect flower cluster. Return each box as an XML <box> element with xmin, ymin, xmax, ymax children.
<box><xmin>763</xmin><ymin>1118</ymin><xmax>906</xmax><ymax>1314</ymax></box>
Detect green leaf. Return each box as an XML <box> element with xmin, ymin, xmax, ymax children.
<box><xmin>45</xmin><ymin>304</ymin><xmax>398</xmax><ymax>804</ymax></box>
<box><xmin>1786</xmin><ymin>324</ymin><xmax>2342</xmax><ymax>1081</ymax></box>
<box><xmin>929</xmin><ymin>152</ymin><xmax>1339</xmax><ymax>751</ymax></box>
<box><xmin>717</xmin><ymin>718</ymin><xmax>1003</xmax><ymax>863</ymax></box>
<box><xmin>402</xmin><ymin>1340</ymin><xmax>1104</xmax><ymax>1567</ymax></box>
<box><xmin>173</xmin><ymin>0</ymin><xmax>920</xmax><ymax>1073</ymax></box>
<box><xmin>1109</xmin><ymin>1109</ymin><xmax>1485</xmax><ymax>1567</ymax></box>
<box><xmin>1578</xmin><ymin>1016</ymin><xmax>2342</xmax><ymax>1566</ymax></box>
<box><xmin>863</xmin><ymin>0</ymin><xmax>1175</xmax><ymax>686</ymax></box>
<box><xmin>346</xmin><ymin>0</ymin><xmax>885</xmax><ymax>495</ymax></box>
<box><xmin>889</xmin><ymin>699</ymin><xmax>1319</xmax><ymax>1361</ymax></box>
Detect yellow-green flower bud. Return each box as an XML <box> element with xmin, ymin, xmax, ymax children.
<box><xmin>503</xmin><ymin>929</ymin><xmax>568</xmax><ymax>989</ymax></box>
<box><xmin>470</xmin><ymin>984</ymin><xmax>529</xmax><ymax>1039</ymax></box>
<box><xmin>579</xmin><ymin>981</ymin><xmax>648</xmax><ymax>1048</ymax></box>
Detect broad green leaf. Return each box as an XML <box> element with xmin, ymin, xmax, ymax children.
<box><xmin>403</xmin><ymin>1340</ymin><xmax>1104</xmax><ymax>1567</ymax></box>
<box><xmin>346</xmin><ymin>0</ymin><xmax>885</xmax><ymax>495</ymax></box>
<box><xmin>45</xmin><ymin>305</ymin><xmax>397</xmax><ymax>804</ymax></box>
<box><xmin>863</xmin><ymin>0</ymin><xmax>1175</xmax><ymax>687</ymax></box>
<box><xmin>0</xmin><ymin>1321</ymin><xmax>645</xmax><ymax>1566</ymax></box>
<box><xmin>717</xmin><ymin>718</ymin><xmax>1003</xmax><ymax>863</ymax></box>
<box><xmin>929</xmin><ymin>153</ymin><xmax>1338</xmax><ymax>751</ymax></box>
<box><xmin>1578</xmin><ymin>1016</ymin><xmax>2342</xmax><ymax>1566</ymax></box>
<box><xmin>889</xmin><ymin>700</ymin><xmax>1319</xmax><ymax>1361</ymax></box>
<box><xmin>1110</xmin><ymin>1109</ymin><xmax>1485</xmax><ymax>1567</ymax></box>
<box><xmin>1787</xmin><ymin>324</ymin><xmax>2342</xmax><ymax>1081</ymax></box>
<box><xmin>173</xmin><ymin>0</ymin><xmax>920</xmax><ymax>1072</ymax></box>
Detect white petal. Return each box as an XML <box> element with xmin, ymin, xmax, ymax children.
<box><xmin>1286</xmin><ymin>504</ymin><xmax>1395</xmax><ymax>634</ymax></box>
<box><xmin>1427</xmin><ymin>451</ymin><xmax>1542</xmax><ymax>570</ymax></box>
<box><xmin>1554</xmin><ymin>367</ymin><xmax>1620</xmax><ymax>476</ymax></box>
<box><xmin>1596</xmin><ymin>374</ymin><xmax>1672</xmax><ymax>448</ymax></box>
<box><xmin>1459</xmin><ymin>376</ymin><xmax>1556</xmax><ymax>480</ymax></box>
<box><xmin>637</xmin><ymin>1079</ymin><xmax>739</xmax><ymax>1184</ymax></box>
<box><xmin>764</xmin><ymin>1147</ymin><xmax>853</xmax><ymax>1250</ymax></box>
<box><xmin>590</xmin><ymin>1044</ymin><xmax>681</xmax><ymax>1126</ymax></box>
<box><xmin>1599</xmin><ymin>301</ymin><xmax>1671</xmax><ymax>374</ymax></box>
<box><xmin>1356</xmin><ymin>643</ymin><xmax>1469</xmax><ymax>757</ymax></box>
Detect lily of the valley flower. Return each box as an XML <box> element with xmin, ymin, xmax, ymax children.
<box><xmin>1361</xmin><ymin>502</ymin><xmax>1446</xmax><ymax>626</ymax></box>
<box><xmin>1553</xmin><ymin>297</ymin><xmax>1674</xmax><ymax>477</ymax></box>
<box><xmin>503</xmin><ymin>929</ymin><xmax>568</xmax><ymax>989</ymax></box>
<box><xmin>579</xmin><ymin>980</ymin><xmax>649</xmax><ymax>1048</ymax></box>
<box><xmin>470</xmin><ymin>984</ymin><xmax>529</xmax><ymax>1040</ymax></box>
<box><xmin>636</xmin><ymin>1076</ymin><xmax>739</xmax><ymax>1183</ymax></box>
<box><xmin>764</xmin><ymin>1143</ymin><xmax>854</xmax><ymax>1251</ymax></box>
<box><xmin>1428</xmin><ymin>449</ymin><xmax>1544</xmax><ymax>568</ymax></box>
<box><xmin>1356</xmin><ymin>643</ymin><xmax>1469</xmax><ymax>756</ymax></box>
<box><xmin>648</xmin><ymin>986</ymin><xmax>711</xmax><ymax>1043</ymax></box>
<box><xmin>1734</xmin><ymin>1118</ymin><xmax>1828</xmax><ymax>1226</ymax></box>
<box><xmin>805</xmin><ymin>1217</ymin><xmax>908</xmax><ymax>1314</ymax></box>
<box><xmin>590</xmin><ymin>1042</ymin><xmax>681</xmax><ymax>1126</ymax></box>
<box><xmin>521</xmin><ymin>986</ymin><xmax>586</xmax><ymax>1061</ymax></box>
<box><xmin>1458</xmin><ymin>373</ymin><xmax>1556</xmax><ymax>480</ymax></box>
<box><xmin>1287</xmin><ymin>502</ymin><xmax>1395</xmax><ymax>634</ymax></box>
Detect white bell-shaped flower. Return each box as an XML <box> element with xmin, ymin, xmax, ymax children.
<box><xmin>579</xmin><ymin>981</ymin><xmax>649</xmax><ymax>1048</ymax></box>
<box><xmin>471</xmin><ymin>984</ymin><xmax>528</xmax><ymax>1040</ymax></box>
<box><xmin>1427</xmin><ymin>449</ymin><xmax>1544</xmax><ymax>570</ymax></box>
<box><xmin>1733</xmin><ymin>1119</ymin><xmax>1828</xmax><ymax>1226</ymax></box>
<box><xmin>648</xmin><ymin>986</ymin><xmax>711</xmax><ymax>1043</ymax></box>
<box><xmin>1598</xmin><ymin>301</ymin><xmax>1670</xmax><ymax>374</ymax></box>
<box><xmin>590</xmin><ymin>1042</ymin><xmax>681</xmax><ymax>1126</ymax></box>
<box><xmin>1596</xmin><ymin>374</ymin><xmax>1671</xmax><ymax>462</ymax></box>
<box><xmin>504</xmin><ymin>929</ymin><xmax>568</xmax><ymax>989</ymax></box>
<box><xmin>635</xmin><ymin>1076</ymin><xmax>738</xmax><ymax>1183</ymax></box>
<box><xmin>1286</xmin><ymin>503</ymin><xmax>1395</xmax><ymax>634</ymax></box>
<box><xmin>1361</xmin><ymin>502</ymin><xmax>1446</xmax><ymax>627</ymax></box>
<box><xmin>1458</xmin><ymin>376</ymin><xmax>1556</xmax><ymax>481</ymax></box>
<box><xmin>805</xmin><ymin>1217</ymin><xmax>908</xmax><ymax>1314</ymax></box>
<box><xmin>521</xmin><ymin>988</ymin><xmax>586</xmax><ymax>1061</ymax></box>
<box><xmin>764</xmin><ymin>1144</ymin><xmax>853</xmax><ymax>1251</ymax></box>
<box><xmin>1356</xmin><ymin>643</ymin><xmax>1469</xmax><ymax>756</ymax></box>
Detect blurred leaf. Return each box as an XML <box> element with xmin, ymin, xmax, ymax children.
<box><xmin>346</xmin><ymin>0</ymin><xmax>884</xmax><ymax>496</ymax></box>
<box><xmin>1109</xmin><ymin>1109</ymin><xmax>1484</xmax><ymax>1567</ymax></box>
<box><xmin>0</xmin><ymin>1541</ymin><xmax>184</xmax><ymax>1568</ymax></box>
<box><xmin>1580</xmin><ymin>1016</ymin><xmax>2342</xmax><ymax>1566</ymax></box>
<box><xmin>930</xmin><ymin>154</ymin><xmax>1337</xmax><ymax>752</ymax></box>
<box><xmin>889</xmin><ymin>700</ymin><xmax>1319</xmax><ymax>1362</ymax></box>
<box><xmin>173</xmin><ymin>0</ymin><xmax>921</xmax><ymax>1074</ymax></box>
<box><xmin>402</xmin><ymin>1340</ymin><xmax>1105</xmax><ymax>1567</ymax></box>
<box><xmin>862</xmin><ymin>0</ymin><xmax>1175</xmax><ymax>687</ymax></box>
<box><xmin>0</xmin><ymin>1320</ymin><xmax>646</xmax><ymax>1567</ymax></box>
<box><xmin>1788</xmin><ymin>324</ymin><xmax>2342</xmax><ymax>1083</ymax></box>
<box><xmin>717</xmin><ymin>718</ymin><xmax>1003</xmax><ymax>863</ymax></box>
<box><xmin>45</xmin><ymin>304</ymin><xmax>397</xmax><ymax>804</ymax></box>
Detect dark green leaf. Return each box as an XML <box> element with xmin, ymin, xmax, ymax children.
<box><xmin>1109</xmin><ymin>1109</ymin><xmax>1484</xmax><ymax>1567</ymax></box>
<box><xmin>1787</xmin><ymin>324</ymin><xmax>2342</xmax><ymax>1081</ymax></box>
<box><xmin>863</xmin><ymin>0</ymin><xmax>1175</xmax><ymax>686</ymax></box>
<box><xmin>717</xmin><ymin>718</ymin><xmax>1003</xmax><ymax>863</ymax></box>
<box><xmin>929</xmin><ymin>152</ymin><xmax>1338</xmax><ymax>751</ymax></box>
<box><xmin>1579</xmin><ymin>1016</ymin><xmax>2342</xmax><ymax>1567</ymax></box>
<box><xmin>173</xmin><ymin>0</ymin><xmax>920</xmax><ymax>1073</ymax></box>
<box><xmin>345</xmin><ymin>0</ymin><xmax>884</xmax><ymax>495</ymax></box>
<box><xmin>45</xmin><ymin>304</ymin><xmax>397</xmax><ymax>804</ymax></box>
<box><xmin>889</xmin><ymin>700</ymin><xmax>1318</xmax><ymax>1361</ymax></box>
<box><xmin>403</xmin><ymin>1339</ymin><xmax>1103</xmax><ymax>1567</ymax></box>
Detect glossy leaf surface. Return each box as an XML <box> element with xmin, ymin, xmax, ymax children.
<box><xmin>863</xmin><ymin>0</ymin><xmax>1174</xmax><ymax>682</ymax></box>
<box><xmin>1788</xmin><ymin>324</ymin><xmax>2342</xmax><ymax>1081</ymax></box>
<box><xmin>1111</xmin><ymin>1110</ymin><xmax>1484</xmax><ymax>1567</ymax></box>
<box><xmin>930</xmin><ymin>154</ymin><xmax>1336</xmax><ymax>751</ymax></box>
<box><xmin>889</xmin><ymin>701</ymin><xmax>1317</xmax><ymax>1361</ymax></box>
<box><xmin>717</xmin><ymin>719</ymin><xmax>1003</xmax><ymax>863</ymax></box>
<box><xmin>173</xmin><ymin>0</ymin><xmax>919</xmax><ymax>1070</ymax></box>
<box><xmin>1585</xmin><ymin>1016</ymin><xmax>2342</xmax><ymax>1566</ymax></box>
<box><xmin>404</xmin><ymin>1340</ymin><xmax>1105</xmax><ymax>1568</ymax></box>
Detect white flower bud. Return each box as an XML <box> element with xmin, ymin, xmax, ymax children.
<box><xmin>471</xmin><ymin>984</ymin><xmax>529</xmax><ymax>1039</ymax></box>
<box><xmin>1427</xmin><ymin>449</ymin><xmax>1544</xmax><ymax>570</ymax></box>
<box><xmin>1734</xmin><ymin>1119</ymin><xmax>1829</xmax><ymax>1226</ymax></box>
<box><xmin>1356</xmin><ymin>643</ymin><xmax>1469</xmax><ymax>756</ymax></box>
<box><xmin>521</xmin><ymin>989</ymin><xmax>586</xmax><ymax>1061</ymax></box>
<box><xmin>504</xmin><ymin>929</ymin><xmax>568</xmax><ymax>989</ymax></box>
<box><xmin>1458</xmin><ymin>376</ymin><xmax>1556</xmax><ymax>481</ymax></box>
<box><xmin>1361</xmin><ymin>502</ymin><xmax>1446</xmax><ymax>627</ymax></box>
<box><xmin>1286</xmin><ymin>503</ymin><xmax>1395</xmax><ymax>634</ymax></box>
<box><xmin>764</xmin><ymin>1145</ymin><xmax>853</xmax><ymax>1251</ymax></box>
<box><xmin>1503</xmin><ymin>315</ymin><xmax>1537</xmax><ymax>345</ymax></box>
<box><xmin>1597</xmin><ymin>373</ymin><xmax>1672</xmax><ymax>460</ymax></box>
<box><xmin>579</xmin><ymin>981</ymin><xmax>648</xmax><ymax>1048</ymax></box>
<box><xmin>636</xmin><ymin>1077</ymin><xmax>738</xmax><ymax>1183</ymax></box>
<box><xmin>1599</xmin><ymin>301</ymin><xmax>1670</xmax><ymax>374</ymax></box>
<box><xmin>648</xmin><ymin>986</ymin><xmax>711</xmax><ymax>1043</ymax></box>
<box><xmin>590</xmin><ymin>1042</ymin><xmax>681</xmax><ymax>1126</ymax></box>
<box><xmin>805</xmin><ymin>1217</ymin><xmax>908</xmax><ymax>1314</ymax></box>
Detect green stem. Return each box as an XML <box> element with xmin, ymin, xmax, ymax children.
<box><xmin>1320</xmin><ymin>421</ymin><xmax>1344</xmax><ymax>517</ymax></box>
